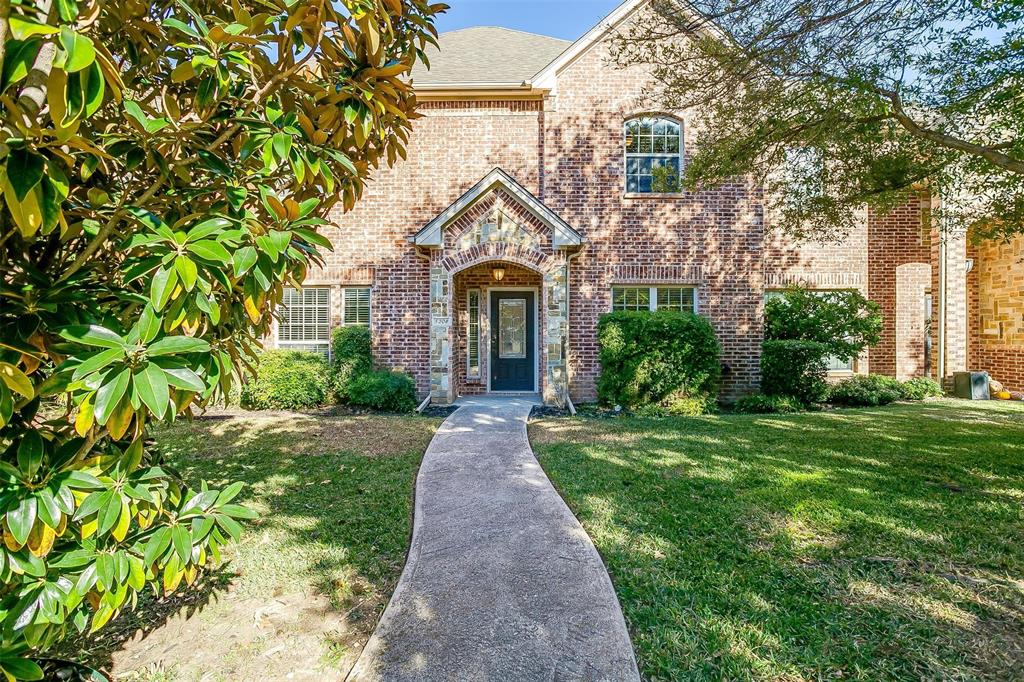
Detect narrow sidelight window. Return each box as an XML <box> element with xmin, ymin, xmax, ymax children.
<box><xmin>467</xmin><ymin>289</ymin><xmax>481</xmax><ymax>378</ymax></box>
<box><xmin>343</xmin><ymin>287</ymin><xmax>371</xmax><ymax>327</ymax></box>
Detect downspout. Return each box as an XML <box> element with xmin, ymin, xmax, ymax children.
<box><xmin>563</xmin><ymin>247</ymin><xmax>584</xmax><ymax>410</ymax></box>
<box><xmin>937</xmin><ymin>213</ymin><xmax>947</xmax><ymax>383</ymax></box>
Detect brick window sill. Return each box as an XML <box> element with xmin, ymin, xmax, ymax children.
<box><xmin>623</xmin><ymin>192</ymin><xmax>688</xmax><ymax>201</ymax></box>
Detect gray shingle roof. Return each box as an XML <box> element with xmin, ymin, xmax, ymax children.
<box><xmin>411</xmin><ymin>27</ymin><xmax>571</xmax><ymax>86</ymax></box>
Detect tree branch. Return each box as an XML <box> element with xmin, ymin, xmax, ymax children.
<box><xmin>879</xmin><ymin>88</ymin><xmax>1024</xmax><ymax>175</ymax></box>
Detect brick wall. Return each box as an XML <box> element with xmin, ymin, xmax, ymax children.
<box><xmin>288</xmin><ymin>19</ymin><xmax>941</xmax><ymax>403</ymax></box>
<box><xmin>542</xmin><ymin>38</ymin><xmax>765</xmax><ymax>400</ymax></box>
<box><xmin>969</xmin><ymin>235</ymin><xmax>1024</xmax><ymax>391</ymax></box>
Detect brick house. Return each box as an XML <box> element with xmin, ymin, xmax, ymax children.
<box><xmin>268</xmin><ymin>0</ymin><xmax>1022</xmax><ymax>405</ymax></box>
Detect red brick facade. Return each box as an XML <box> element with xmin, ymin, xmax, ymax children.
<box><xmin>268</xmin><ymin>8</ymin><xmax>1017</xmax><ymax>404</ymax></box>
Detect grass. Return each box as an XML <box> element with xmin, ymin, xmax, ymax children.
<box><xmin>68</xmin><ymin>410</ymin><xmax>440</xmax><ymax>682</ymax></box>
<box><xmin>529</xmin><ymin>400</ymin><xmax>1024</xmax><ymax>681</ymax></box>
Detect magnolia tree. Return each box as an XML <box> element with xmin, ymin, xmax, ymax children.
<box><xmin>614</xmin><ymin>0</ymin><xmax>1024</xmax><ymax>242</ymax></box>
<box><xmin>0</xmin><ymin>0</ymin><xmax>444</xmax><ymax>677</ymax></box>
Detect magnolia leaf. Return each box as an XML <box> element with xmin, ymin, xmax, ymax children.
<box><xmin>163</xmin><ymin>367</ymin><xmax>205</xmax><ymax>392</ymax></box>
<box><xmin>0</xmin><ymin>363</ymin><xmax>34</xmax><ymax>399</ymax></box>
<box><xmin>94</xmin><ymin>367</ymin><xmax>131</xmax><ymax>424</ymax></box>
<box><xmin>134</xmin><ymin>364</ymin><xmax>170</xmax><ymax>420</ymax></box>
<box><xmin>150</xmin><ymin>266</ymin><xmax>178</xmax><ymax>311</ymax></box>
<box><xmin>174</xmin><ymin>255</ymin><xmax>198</xmax><ymax>291</ymax></box>
<box><xmin>17</xmin><ymin>432</ymin><xmax>44</xmax><ymax>480</ymax></box>
<box><xmin>60</xmin><ymin>27</ymin><xmax>96</xmax><ymax>73</ymax></box>
<box><xmin>8</xmin><ymin>497</ymin><xmax>38</xmax><ymax>546</ymax></box>
<box><xmin>231</xmin><ymin>246</ymin><xmax>258</xmax><ymax>277</ymax></box>
<box><xmin>6</xmin><ymin>149</ymin><xmax>44</xmax><ymax>202</ymax></box>
<box><xmin>186</xmin><ymin>240</ymin><xmax>231</xmax><ymax>263</ymax></box>
<box><xmin>9</xmin><ymin>17</ymin><xmax>59</xmax><ymax>40</ymax></box>
<box><xmin>148</xmin><ymin>336</ymin><xmax>210</xmax><ymax>356</ymax></box>
<box><xmin>60</xmin><ymin>325</ymin><xmax>127</xmax><ymax>349</ymax></box>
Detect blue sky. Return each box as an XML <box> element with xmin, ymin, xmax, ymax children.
<box><xmin>435</xmin><ymin>0</ymin><xmax>624</xmax><ymax>40</ymax></box>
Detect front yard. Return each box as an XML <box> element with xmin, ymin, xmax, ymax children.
<box><xmin>65</xmin><ymin>411</ymin><xmax>441</xmax><ymax>682</ymax></box>
<box><xmin>530</xmin><ymin>400</ymin><xmax>1024</xmax><ymax>681</ymax></box>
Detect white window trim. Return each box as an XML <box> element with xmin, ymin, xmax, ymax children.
<box><xmin>277</xmin><ymin>286</ymin><xmax>332</xmax><ymax>357</ymax></box>
<box><xmin>341</xmin><ymin>286</ymin><xmax>372</xmax><ymax>328</ymax></box>
<box><xmin>623</xmin><ymin>115</ymin><xmax>685</xmax><ymax>196</ymax></box>
<box><xmin>467</xmin><ymin>288</ymin><xmax>482</xmax><ymax>380</ymax></box>
<box><xmin>612</xmin><ymin>286</ymin><xmax>700</xmax><ymax>313</ymax></box>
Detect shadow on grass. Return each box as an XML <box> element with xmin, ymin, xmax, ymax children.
<box><xmin>64</xmin><ymin>411</ymin><xmax>440</xmax><ymax>679</ymax></box>
<box><xmin>530</xmin><ymin>401</ymin><xmax>1024</xmax><ymax>681</ymax></box>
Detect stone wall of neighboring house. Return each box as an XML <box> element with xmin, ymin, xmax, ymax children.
<box><xmin>969</xmin><ymin>235</ymin><xmax>1024</xmax><ymax>391</ymax></box>
<box><xmin>542</xmin><ymin>36</ymin><xmax>765</xmax><ymax>400</ymax></box>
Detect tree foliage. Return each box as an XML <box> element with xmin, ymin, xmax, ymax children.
<box><xmin>765</xmin><ymin>287</ymin><xmax>882</xmax><ymax>362</ymax></box>
<box><xmin>614</xmin><ymin>0</ymin><xmax>1024</xmax><ymax>241</ymax></box>
<box><xmin>0</xmin><ymin>0</ymin><xmax>444</xmax><ymax>676</ymax></box>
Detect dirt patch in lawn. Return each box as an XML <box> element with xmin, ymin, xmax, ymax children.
<box><xmin>63</xmin><ymin>412</ymin><xmax>441</xmax><ymax>682</ymax></box>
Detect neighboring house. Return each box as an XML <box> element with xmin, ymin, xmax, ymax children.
<box><xmin>266</xmin><ymin>0</ymin><xmax>1021</xmax><ymax>404</ymax></box>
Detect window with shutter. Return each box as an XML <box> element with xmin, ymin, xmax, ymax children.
<box><xmin>343</xmin><ymin>287</ymin><xmax>371</xmax><ymax>327</ymax></box>
<box><xmin>277</xmin><ymin>287</ymin><xmax>331</xmax><ymax>357</ymax></box>
<box><xmin>467</xmin><ymin>289</ymin><xmax>481</xmax><ymax>378</ymax></box>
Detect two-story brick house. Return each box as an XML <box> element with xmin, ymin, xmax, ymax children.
<box><xmin>268</xmin><ymin>0</ymin><xmax>1019</xmax><ymax>406</ymax></box>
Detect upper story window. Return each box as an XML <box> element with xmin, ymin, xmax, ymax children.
<box><xmin>624</xmin><ymin>116</ymin><xmax>683</xmax><ymax>194</ymax></box>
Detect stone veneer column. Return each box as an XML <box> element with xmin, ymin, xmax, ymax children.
<box><xmin>429</xmin><ymin>257</ymin><xmax>453</xmax><ymax>403</ymax></box>
<box><xmin>544</xmin><ymin>263</ymin><xmax>569</xmax><ymax>406</ymax></box>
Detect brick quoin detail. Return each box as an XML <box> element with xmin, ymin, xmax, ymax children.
<box><xmin>274</xmin><ymin>10</ymin><xmax>1016</xmax><ymax>404</ymax></box>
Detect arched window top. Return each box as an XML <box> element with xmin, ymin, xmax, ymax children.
<box><xmin>624</xmin><ymin>116</ymin><xmax>683</xmax><ymax>194</ymax></box>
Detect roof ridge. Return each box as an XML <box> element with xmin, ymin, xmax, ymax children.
<box><xmin>440</xmin><ymin>25</ymin><xmax>571</xmax><ymax>43</ymax></box>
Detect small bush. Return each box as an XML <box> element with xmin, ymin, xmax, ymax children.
<box><xmin>331</xmin><ymin>326</ymin><xmax>374</xmax><ymax>401</ymax></box>
<box><xmin>765</xmin><ymin>286</ymin><xmax>882</xmax><ymax>364</ymax></box>
<box><xmin>828</xmin><ymin>374</ymin><xmax>905</xmax><ymax>407</ymax></box>
<box><xmin>901</xmin><ymin>377</ymin><xmax>944</xmax><ymax>401</ymax></box>
<box><xmin>761</xmin><ymin>340</ymin><xmax>830</xmax><ymax>404</ymax></box>
<box><xmin>733</xmin><ymin>394</ymin><xmax>805</xmax><ymax>414</ymax></box>
<box><xmin>597</xmin><ymin>311</ymin><xmax>721</xmax><ymax>408</ymax></box>
<box><xmin>634</xmin><ymin>393</ymin><xmax>718</xmax><ymax>418</ymax></box>
<box><xmin>347</xmin><ymin>370</ymin><xmax>418</xmax><ymax>412</ymax></box>
<box><xmin>242</xmin><ymin>351</ymin><xmax>330</xmax><ymax>410</ymax></box>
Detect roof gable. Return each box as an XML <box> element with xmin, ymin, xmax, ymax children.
<box><xmin>412</xmin><ymin>169</ymin><xmax>584</xmax><ymax>250</ymax></box>
<box><xmin>411</xmin><ymin>27</ymin><xmax>571</xmax><ymax>87</ymax></box>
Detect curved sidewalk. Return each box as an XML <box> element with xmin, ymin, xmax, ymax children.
<box><xmin>348</xmin><ymin>396</ymin><xmax>640</xmax><ymax>682</ymax></box>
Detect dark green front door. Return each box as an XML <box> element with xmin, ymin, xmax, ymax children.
<box><xmin>490</xmin><ymin>291</ymin><xmax>535</xmax><ymax>392</ymax></box>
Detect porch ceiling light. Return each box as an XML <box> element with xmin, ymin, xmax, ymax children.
<box><xmin>492</xmin><ymin>266</ymin><xmax>506</xmax><ymax>282</ymax></box>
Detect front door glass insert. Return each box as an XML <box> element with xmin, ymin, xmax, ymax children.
<box><xmin>499</xmin><ymin>299</ymin><xmax>527</xmax><ymax>359</ymax></box>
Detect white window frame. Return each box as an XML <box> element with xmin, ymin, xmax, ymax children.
<box><xmin>467</xmin><ymin>288</ymin><xmax>482</xmax><ymax>379</ymax></box>
<box><xmin>624</xmin><ymin>116</ymin><xmax>684</xmax><ymax>195</ymax></box>
<box><xmin>764</xmin><ymin>289</ymin><xmax>856</xmax><ymax>373</ymax></box>
<box><xmin>611</xmin><ymin>286</ymin><xmax>699</xmax><ymax>314</ymax></box>
<box><xmin>342</xmin><ymin>287</ymin><xmax>371</xmax><ymax>328</ymax></box>
<box><xmin>277</xmin><ymin>286</ymin><xmax>332</xmax><ymax>357</ymax></box>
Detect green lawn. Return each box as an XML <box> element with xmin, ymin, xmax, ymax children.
<box><xmin>69</xmin><ymin>411</ymin><xmax>440</xmax><ymax>682</ymax></box>
<box><xmin>529</xmin><ymin>400</ymin><xmax>1024</xmax><ymax>681</ymax></box>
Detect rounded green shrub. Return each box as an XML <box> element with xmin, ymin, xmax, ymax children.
<box><xmin>761</xmin><ymin>340</ymin><xmax>830</xmax><ymax>404</ymax></box>
<box><xmin>733</xmin><ymin>394</ymin><xmax>805</xmax><ymax>414</ymax></box>
<box><xmin>597</xmin><ymin>311</ymin><xmax>721</xmax><ymax>408</ymax></box>
<box><xmin>347</xmin><ymin>370</ymin><xmax>418</xmax><ymax>412</ymax></box>
<box><xmin>331</xmin><ymin>326</ymin><xmax>374</xmax><ymax>401</ymax></box>
<box><xmin>901</xmin><ymin>377</ymin><xmax>945</xmax><ymax>401</ymax></box>
<box><xmin>241</xmin><ymin>350</ymin><xmax>330</xmax><ymax>410</ymax></box>
<box><xmin>828</xmin><ymin>374</ymin><xmax>905</xmax><ymax>407</ymax></box>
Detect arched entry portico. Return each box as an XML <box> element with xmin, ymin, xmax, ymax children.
<box><xmin>412</xmin><ymin>169</ymin><xmax>583</xmax><ymax>407</ymax></box>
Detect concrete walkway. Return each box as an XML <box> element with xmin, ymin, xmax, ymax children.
<box><xmin>348</xmin><ymin>396</ymin><xmax>640</xmax><ymax>682</ymax></box>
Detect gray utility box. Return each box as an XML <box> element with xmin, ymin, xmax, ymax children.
<box><xmin>953</xmin><ymin>372</ymin><xmax>991</xmax><ymax>400</ymax></box>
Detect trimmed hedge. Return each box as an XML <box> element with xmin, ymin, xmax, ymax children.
<box><xmin>761</xmin><ymin>340</ymin><xmax>830</xmax><ymax>405</ymax></box>
<box><xmin>241</xmin><ymin>350</ymin><xmax>330</xmax><ymax>410</ymax></box>
<box><xmin>347</xmin><ymin>370</ymin><xmax>418</xmax><ymax>412</ymax></box>
<box><xmin>331</xmin><ymin>326</ymin><xmax>373</xmax><ymax>401</ymax></box>
<box><xmin>829</xmin><ymin>374</ymin><xmax>943</xmax><ymax>407</ymax></box>
<box><xmin>597</xmin><ymin>311</ymin><xmax>721</xmax><ymax>408</ymax></box>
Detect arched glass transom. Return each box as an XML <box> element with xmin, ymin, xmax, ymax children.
<box><xmin>624</xmin><ymin>116</ymin><xmax>682</xmax><ymax>194</ymax></box>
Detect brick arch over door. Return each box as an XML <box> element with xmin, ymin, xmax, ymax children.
<box><xmin>429</xmin><ymin>246</ymin><xmax>570</xmax><ymax>406</ymax></box>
